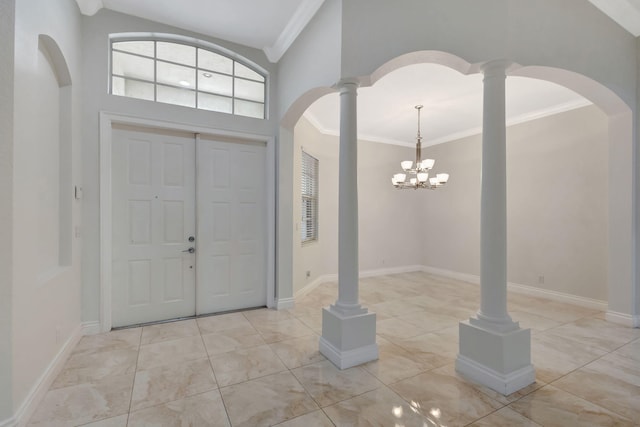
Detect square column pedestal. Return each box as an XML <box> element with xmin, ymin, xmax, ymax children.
<box><xmin>455</xmin><ymin>320</ymin><xmax>535</xmax><ymax>395</ymax></box>
<box><xmin>319</xmin><ymin>307</ymin><xmax>378</xmax><ymax>369</ymax></box>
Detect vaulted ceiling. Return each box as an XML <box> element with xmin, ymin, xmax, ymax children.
<box><xmin>75</xmin><ymin>0</ymin><xmax>636</xmax><ymax>145</ymax></box>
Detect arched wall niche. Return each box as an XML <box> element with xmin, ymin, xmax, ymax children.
<box><xmin>38</xmin><ymin>34</ymin><xmax>72</xmax><ymax>87</ymax></box>
<box><xmin>279</xmin><ymin>46</ymin><xmax>636</xmax><ymax>322</ymax></box>
<box><xmin>37</xmin><ymin>34</ymin><xmax>73</xmax><ymax>270</ymax></box>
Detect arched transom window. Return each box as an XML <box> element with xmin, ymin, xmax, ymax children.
<box><xmin>110</xmin><ymin>37</ymin><xmax>266</xmax><ymax>119</ymax></box>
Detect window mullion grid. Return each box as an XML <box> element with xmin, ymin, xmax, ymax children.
<box><xmin>153</xmin><ymin>41</ymin><xmax>158</xmax><ymax>102</ymax></box>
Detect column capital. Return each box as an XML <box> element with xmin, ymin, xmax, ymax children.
<box><xmin>480</xmin><ymin>59</ymin><xmax>512</xmax><ymax>77</ymax></box>
<box><xmin>336</xmin><ymin>78</ymin><xmax>360</xmax><ymax>92</ymax></box>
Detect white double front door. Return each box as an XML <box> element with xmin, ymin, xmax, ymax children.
<box><xmin>111</xmin><ymin>124</ymin><xmax>267</xmax><ymax>327</ymax></box>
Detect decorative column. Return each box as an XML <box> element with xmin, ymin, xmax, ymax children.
<box><xmin>319</xmin><ymin>79</ymin><xmax>378</xmax><ymax>369</ymax></box>
<box><xmin>455</xmin><ymin>60</ymin><xmax>535</xmax><ymax>395</ymax></box>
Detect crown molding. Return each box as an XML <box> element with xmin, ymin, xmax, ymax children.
<box><xmin>263</xmin><ymin>0</ymin><xmax>325</xmax><ymax>63</ymax></box>
<box><xmin>74</xmin><ymin>0</ymin><xmax>104</xmax><ymax>16</ymax></box>
<box><xmin>303</xmin><ymin>98</ymin><xmax>592</xmax><ymax>148</ymax></box>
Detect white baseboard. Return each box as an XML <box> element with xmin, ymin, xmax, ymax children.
<box><xmin>275</xmin><ymin>297</ymin><xmax>295</xmax><ymax>310</ymax></box>
<box><xmin>294</xmin><ymin>265</ymin><xmax>425</xmax><ymax>299</ymax></box>
<box><xmin>295</xmin><ymin>274</ymin><xmax>337</xmax><ymax>299</ymax></box>
<box><xmin>2</xmin><ymin>324</ymin><xmax>82</xmax><ymax>427</ymax></box>
<box><xmin>81</xmin><ymin>321</ymin><xmax>101</xmax><ymax>336</ymax></box>
<box><xmin>606</xmin><ymin>311</ymin><xmax>640</xmax><ymax>328</ymax></box>
<box><xmin>455</xmin><ymin>354</ymin><xmax>536</xmax><ymax>396</ymax></box>
<box><xmin>359</xmin><ymin>265</ymin><xmax>424</xmax><ymax>279</ymax></box>
<box><xmin>421</xmin><ymin>265</ymin><xmax>608</xmax><ymax>311</ymax></box>
<box><xmin>319</xmin><ymin>337</ymin><xmax>379</xmax><ymax>370</ymax></box>
<box><xmin>421</xmin><ymin>266</ymin><xmax>480</xmax><ymax>285</ymax></box>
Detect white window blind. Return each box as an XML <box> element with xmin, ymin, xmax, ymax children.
<box><xmin>301</xmin><ymin>150</ymin><xmax>319</xmax><ymax>243</ymax></box>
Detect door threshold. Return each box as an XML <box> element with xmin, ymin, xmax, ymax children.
<box><xmin>111</xmin><ymin>305</ymin><xmax>267</xmax><ymax>330</ymax></box>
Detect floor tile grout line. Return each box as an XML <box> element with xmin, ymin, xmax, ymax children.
<box><xmin>124</xmin><ymin>327</ymin><xmax>143</xmax><ymax>426</ymax></box>
<box><xmin>528</xmin><ymin>381</ymin><xmax>636</xmax><ymax>424</ymax></box>
<box><xmin>199</xmin><ymin>327</ymin><xmax>234</xmax><ymax>427</ymax></box>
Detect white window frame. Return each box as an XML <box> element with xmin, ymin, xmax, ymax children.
<box><xmin>108</xmin><ymin>34</ymin><xmax>267</xmax><ymax>119</ymax></box>
<box><xmin>301</xmin><ymin>150</ymin><xmax>319</xmax><ymax>244</ymax></box>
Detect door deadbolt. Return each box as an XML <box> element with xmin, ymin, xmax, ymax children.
<box><xmin>188</xmin><ymin>236</ymin><xmax>195</xmax><ymax>242</ymax></box>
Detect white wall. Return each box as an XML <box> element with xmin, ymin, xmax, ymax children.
<box><xmin>340</xmin><ymin>0</ymin><xmax>636</xmax><ymax>110</ymax></box>
<box><xmin>11</xmin><ymin>0</ymin><xmax>83</xmax><ymax>417</ymax></box>
<box><xmin>294</xmin><ymin>106</ymin><xmax>609</xmax><ymax>302</ymax></box>
<box><xmin>80</xmin><ymin>9</ymin><xmax>279</xmax><ymax>325</ymax></box>
<box><xmin>423</xmin><ymin>105</ymin><xmax>609</xmax><ymax>301</ymax></box>
<box><xmin>0</xmin><ymin>0</ymin><xmax>15</xmax><ymax>421</ymax></box>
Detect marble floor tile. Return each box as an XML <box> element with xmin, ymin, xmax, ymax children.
<box><xmin>293</xmin><ymin>313</ymin><xmax>323</xmax><ymax>334</ymax></box>
<box><xmin>201</xmin><ymin>328</ymin><xmax>266</xmax><ymax>356</ymax></box>
<box><xmin>197</xmin><ymin>312</ymin><xmax>255</xmax><ymax>334</ymax></box>
<box><xmin>323</xmin><ymin>386</ymin><xmax>435</xmax><ymax>427</ymax></box>
<box><xmin>140</xmin><ymin>319</ymin><xmax>200</xmax><ymax>345</ymax></box>
<box><xmin>509</xmin><ymin>310</ymin><xmax>563</xmax><ymax>334</ymax></box>
<box><xmin>27</xmin><ymin>374</ymin><xmax>134</xmax><ymax>427</ymax></box>
<box><xmin>273</xmin><ymin>410</ymin><xmax>334</xmax><ymax>427</ymax></box>
<box><xmin>209</xmin><ymin>344</ymin><xmax>287</xmax><ymax>386</ymax></box>
<box><xmin>389</xmin><ymin>370</ymin><xmax>503</xmax><ymax>426</ymax></box>
<box><xmin>72</xmin><ymin>328</ymin><xmax>141</xmax><ymax>356</ymax></box>
<box><xmin>252</xmin><ymin>317</ymin><xmax>314</xmax><ymax>343</ymax></box>
<box><xmin>368</xmin><ymin>298</ymin><xmax>426</xmax><ymax>317</ymax></box>
<box><xmin>220</xmin><ymin>371</ymin><xmax>318</xmax><ymax>427</ymax></box>
<box><xmin>396</xmin><ymin>310</ymin><xmax>460</xmax><ymax>333</ymax></box>
<box><xmin>243</xmin><ymin>307</ymin><xmax>295</xmax><ymax>325</ymax></box>
<box><xmin>28</xmin><ymin>272</ymin><xmax>640</xmax><ymax>427</ymax></box>
<box><xmin>469</xmin><ymin>407</ymin><xmax>542</xmax><ymax>426</ymax></box>
<box><xmin>362</xmin><ymin>337</ymin><xmax>439</xmax><ymax>384</ymax></box>
<box><xmin>137</xmin><ymin>335</ymin><xmax>207</xmax><ymax>371</ymax></box>
<box><xmin>131</xmin><ymin>357</ymin><xmax>217</xmax><ymax>411</ymax></box>
<box><xmin>389</xmin><ymin>326</ymin><xmax>459</xmax><ymax>362</ymax></box>
<box><xmin>552</xmin><ymin>353</ymin><xmax>640</xmax><ymax>421</ymax></box>
<box><xmin>508</xmin><ymin>385</ymin><xmax>635</xmax><ymax>427</ymax></box>
<box><xmin>545</xmin><ymin>317</ymin><xmax>640</xmax><ymax>352</ymax></box>
<box><xmin>531</xmin><ymin>331</ymin><xmax>608</xmax><ymax>383</ymax></box>
<box><xmin>291</xmin><ymin>360</ymin><xmax>382</xmax><ymax>407</ymax></box>
<box><xmin>127</xmin><ymin>390</ymin><xmax>230</xmax><ymax>427</ymax></box>
<box><xmin>375</xmin><ymin>317</ymin><xmax>429</xmax><ymax>340</ymax></box>
<box><xmin>78</xmin><ymin>414</ymin><xmax>129</xmax><ymax>427</ymax></box>
<box><xmin>269</xmin><ymin>334</ymin><xmax>326</xmax><ymax>369</ymax></box>
<box><xmin>612</xmin><ymin>338</ymin><xmax>640</xmax><ymax>362</ymax></box>
<box><xmin>51</xmin><ymin>347</ymin><xmax>137</xmax><ymax>389</ymax></box>
<box><xmin>515</xmin><ymin>299</ymin><xmax>601</xmax><ymax>323</ymax></box>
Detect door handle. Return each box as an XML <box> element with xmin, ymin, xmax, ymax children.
<box><xmin>182</xmin><ymin>247</ymin><xmax>195</xmax><ymax>254</ymax></box>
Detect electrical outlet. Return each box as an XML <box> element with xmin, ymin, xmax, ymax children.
<box><xmin>538</xmin><ymin>275</ymin><xmax>545</xmax><ymax>284</ymax></box>
<box><xmin>306</xmin><ymin>270</ymin><xmax>311</xmax><ymax>278</ymax></box>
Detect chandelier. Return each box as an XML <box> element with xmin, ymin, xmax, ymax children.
<box><xmin>391</xmin><ymin>105</ymin><xmax>449</xmax><ymax>189</ymax></box>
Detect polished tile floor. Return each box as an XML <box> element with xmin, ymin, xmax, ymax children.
<box><xmin>28</xmin><ymin>272</ymin><xmax>640</xmax><ymax>426</ymax></box>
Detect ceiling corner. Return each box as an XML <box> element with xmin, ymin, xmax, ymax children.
<box><xmin>74</xmin><ymin>0</ymin><xmax>104</xmax><ymax>16</ymax></box>
<box><xmin>587</xmin><ymin>0</ymin><xmax>640</xmax><ymax>37</ymax></box>
<box><xmin>263</xmin><ymin>0</ymin><xmax>325</xmax><ymax>63</ymax></box>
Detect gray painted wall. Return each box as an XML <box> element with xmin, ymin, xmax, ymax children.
<box><xmin>423</xmin><ymin>105</ymin><xmax>608</xmax><ymax>301</ymax></box>
<box><xmin>0</xmin><ymin>0</ymin><xmax>15</xmax><ymax>420</ymax></box>
<box><xmin>10</xmin><ymin>0</ymin><xmax>84</xmax><ymax>414</ymax></box>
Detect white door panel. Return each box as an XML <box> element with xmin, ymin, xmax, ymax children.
<box><xmin>196</xmin><ymin>139</ymin><xmax>267</xmax><ymax>314</ymax></box>
<box><xmin>112</xmin><ymin>126</ymin><xmax>196</xmax><ymax>327</ymax></box>
<box><xmin>112</xmin><ymin>126</ymin><xmax>267</xmax><ymax>327</ymax></box>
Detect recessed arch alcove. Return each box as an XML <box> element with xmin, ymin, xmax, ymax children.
<box><xmin>36</xmin><ymin>34</ymin><xmax>73</xmax><ymax>274</ymax></box>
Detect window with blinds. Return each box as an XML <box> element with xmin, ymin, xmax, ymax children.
<box><xmin>301</xmin><ymin>150</ymin><xmax>319</xmax><ymax>243</ymax></box>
